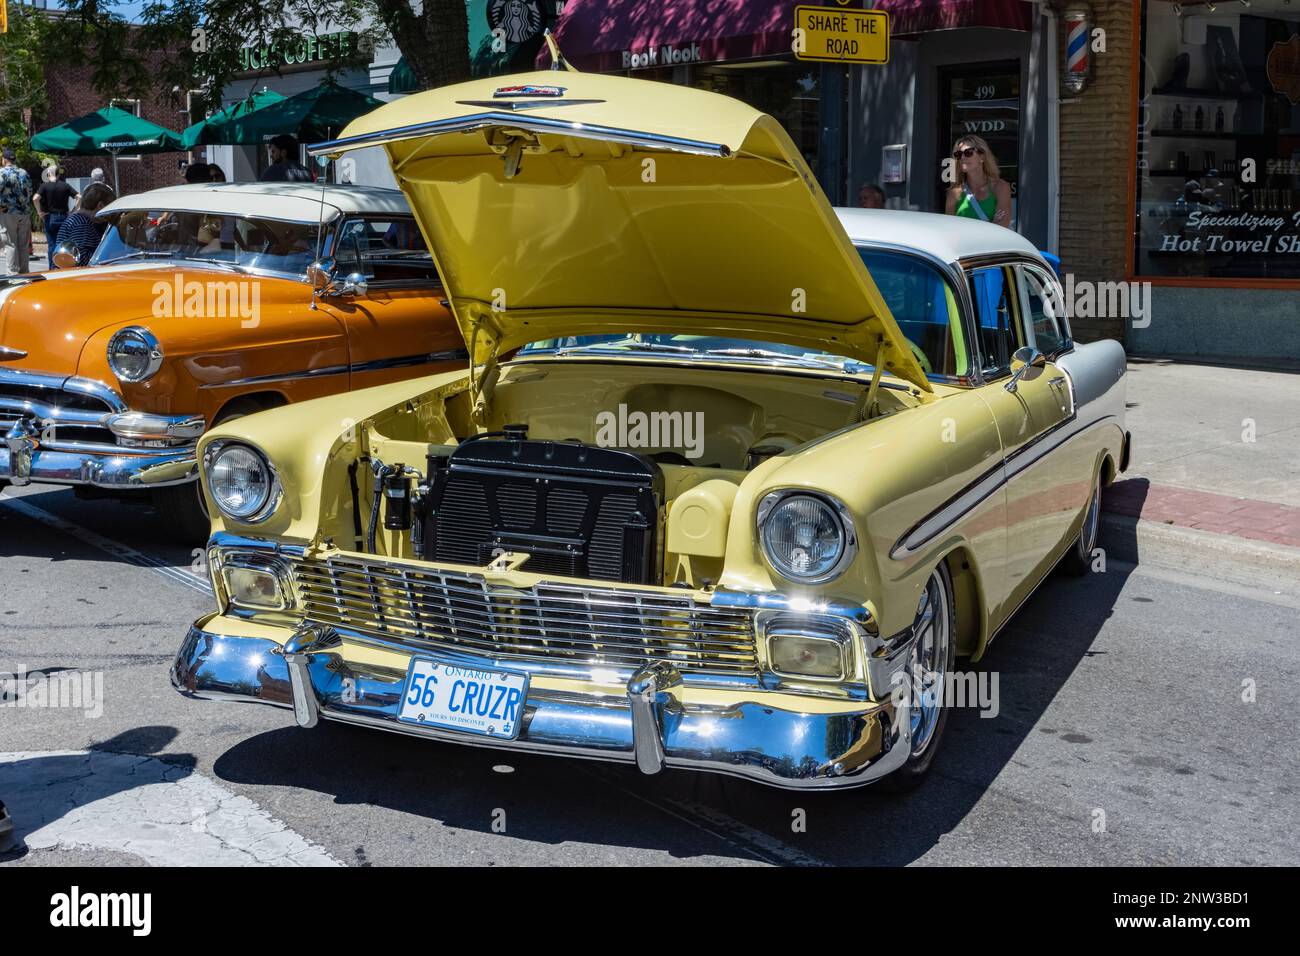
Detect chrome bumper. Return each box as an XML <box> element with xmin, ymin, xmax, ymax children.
<box><xmin>1</xmin><ymin>421</ymin><xmax>197</xmax><ymax>488</ymax></box>
<box><xmin>171</xmin><ymin>616</ymin><xmax>914</xmax><ymax>790</ymax></box>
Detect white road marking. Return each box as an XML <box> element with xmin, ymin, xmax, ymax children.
<box><xmin>0</xmin><ymin>494</ymin><xmax>211</xmax><ymax>596</ymax></box>
<box><xmin>0</xmin><ymin>750</ymin><xmax>342</xmax><ymax>866</ymax></box>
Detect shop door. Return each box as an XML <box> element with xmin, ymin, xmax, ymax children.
<box><xmin>939</xmin><ymin>61</ymin><xmax>1021</xmax><ymax>226</ymax></box>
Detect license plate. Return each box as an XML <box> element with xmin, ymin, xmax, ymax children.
<box><xmin>397</xmin><ymin>659</ymin><xmax>528</xmax><ymax>740</ymax></box>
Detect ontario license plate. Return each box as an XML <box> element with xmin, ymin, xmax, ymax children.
<box><xmin>397</xmin><ymin>659</ymin><xmax>528</xmax><ymax>739</ymax></box>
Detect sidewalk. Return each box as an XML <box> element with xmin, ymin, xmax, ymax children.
<box><xmin>1099</xmin><ymin>358</ymin><xmax>1300</xmax><ymax>587</ymax></box>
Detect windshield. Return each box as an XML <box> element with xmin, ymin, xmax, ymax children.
<box><xmin>519</xmin><ymin>249</ymin><xmax>965</xmax><ymax>378</ymax></box>
<box><xmin>92</xmin><ymin>210</ymin><xmax>324</xmax><ymax>278</ymax></box>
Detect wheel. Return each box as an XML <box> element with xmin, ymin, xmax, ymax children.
<box><xmin>151</xmin><ymin>481</ymin><xmax>212</xmax><ymax>544</ymax></box>
<box><xmin>1059</xmin><ymin>471</ymin><xmax>1101</xmax><ymax>577</ymax></box>
<box><xmin>150</xmin><ymin>402</ymin><xmax>262</xmax><ymax>545</ymax></box>
<box><xmin>879</xmin><ymin>561</ymin><xmax>956</xmax><ymax>792</ymax></box>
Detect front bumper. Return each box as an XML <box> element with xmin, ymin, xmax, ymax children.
<box><xmin>1</xmin><ymin>422</ymin><xmax>197</xmax><ymax>488</ymax></box>
<box><xmin>171</xmin><ymin>614</ymin><xmax>915</xmax><ymax>790</ymax></box>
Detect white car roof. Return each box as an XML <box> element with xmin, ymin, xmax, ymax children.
<box><xmin>98</xmin><ymin>182</ymin><xmax>411</xmax><ymax>223</ymax></box>
<box><xmin>834</xmin><ymin>207</ymin><xmax>1043</xmax><ymax>265</ymax></box>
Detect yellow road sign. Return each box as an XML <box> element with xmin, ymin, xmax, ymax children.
<box><xmin>794</xmin><ymin>5</ymin><xmax>890</xmax><ymax>64</ymax></box>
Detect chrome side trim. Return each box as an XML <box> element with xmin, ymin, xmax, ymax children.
<box><xmin>202</xmin><ymin>349</ymin><xmax>469</xmax><ymax>391</ymax></box>
<box><xmin>890</xmin><ymin>414</ymin><xmax>1116</xmax><ymax>560</ymax></box>
<box><xmin>308</xmin><ymin>112</ymin><xmax>732</xmax><ymax>159</ymax></box>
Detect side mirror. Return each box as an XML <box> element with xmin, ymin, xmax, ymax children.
<box><xmin>52</xmin><ymin>242</ymin><xmax>80</xmax><ymax>269</ymax></box>
<box><xmin>1004</xmin><ymin>347</ymin><xmax>1046</xmax><ymax>393</ymax></box>
<box><xmin>307</xmin><ymin>258</ymin><xmax>336</xmax><ymax>294</ymax></box>
<box><xmin>341</xmin><ymin>272</ymin><xmax>369</xmax><ymax>297</ymax></box>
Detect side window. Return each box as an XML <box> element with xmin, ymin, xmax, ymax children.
<box><xmin>333</xmin><ymin>218</ymin><xmax>439</xmax><ymax>285</ymax></box>
<box><xmin>967</xmin><ymin>265</ymin><xmax>1023</xmax><ymax>376</ymax></box>
<box><xmin>1019</xmin><ymin>265</ymin><xmax>1070</xmax><ymax>357</ymax></box>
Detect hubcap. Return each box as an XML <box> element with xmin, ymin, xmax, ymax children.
<box><xmin>907</xmin><ymin>568</ymin><xmax>951</xmax><ymax>757</ymax></box>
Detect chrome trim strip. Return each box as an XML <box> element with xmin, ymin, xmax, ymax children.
<box><xmin>308</xmin><ymin>112</ymin><xmax>733</xmax><ymax>159</ymax></box>
<box><xmin>890</xmin><ymin>414</ymin><xmax>1116</xmax><ymax>560</ymax></box>
<box><xmin>202</xmin><ymin>349</ymin><xmax>468</xmax><ymax>391</ymax></box>
<box><xmin>0</xmin><ymin>368</ymin><xmax>127</xmax><ymax>412</ymax></box>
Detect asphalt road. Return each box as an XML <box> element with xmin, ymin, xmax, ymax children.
<box><xmin>1</xmin><ymin>481</ymin><xmax>1297</xmax><ymax>867</ymax></box>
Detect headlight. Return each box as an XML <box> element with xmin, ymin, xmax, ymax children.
<box><xmin>107</xmin><ymin>326</ymin><xmax>163</xmax><ymax>383</ymax></box>
<box><xmin>204</xmin><ymin>441</ymin><xmax>278</xmax><ymax>522</ymax></box>
<box><xmin>758</xmin><ymin>492</ymin><xmax>856</xmax><ymax>583</ymax></box>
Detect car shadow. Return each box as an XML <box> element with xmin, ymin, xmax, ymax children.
<box><xmin>0</xmin><ymin>486</ymin><xmax>201</xmax><ymax>567</ymax></box>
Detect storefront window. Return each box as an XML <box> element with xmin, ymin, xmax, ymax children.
<box><xmin>1136</xmin><ymin>0</ymin><xmax>1300</xmax><ymax>279</ymax></box>
<box><xmin>634</xmin><ymin>58</ymin><xmax>823</xmax><ymax>179</ymax></box>
<box><xmin>940</xmin><ymin>62</ymin><xmax>1021</xmax><ymax>225</ymax></box>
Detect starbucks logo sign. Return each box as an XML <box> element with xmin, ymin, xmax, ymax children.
<box><xmin>488</xmin><ymin>0</ymin><xmax>544</xmax><ymax>45</ymax></box>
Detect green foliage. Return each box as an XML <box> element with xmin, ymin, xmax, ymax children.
<box><xmin>42</xmin><ymin>0</ymin><xmax>472</xmax><ymax>115</ymax></box>
<box><xmin>0</xmin><ymin>1</ymin><xmax>51</xmax><ymax>159</ymax></box>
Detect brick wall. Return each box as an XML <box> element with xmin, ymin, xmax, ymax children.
<box><xmin>36</xmin><ymin>34</ymin><xmax>194</xmax><ymax>197</ymax></box>
<box><xmin>1055</xmin><ymin>0</ymin><xmax>1135</xmax><ymax>345</ymax></box>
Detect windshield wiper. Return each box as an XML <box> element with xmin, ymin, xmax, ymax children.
<box><xmin>555</xmin><ymin>340</ymin><xmax>695</xmax><ymax>356</ymax></box>
<box><xmin>95</xmin><ymin>250</ymin><xmax>176</xmax><ymax>266</ymax></box>
<box><xmin>702</xmin><ymin>347</ymin><xmax>865</xmax><ymax>372</ymax></box>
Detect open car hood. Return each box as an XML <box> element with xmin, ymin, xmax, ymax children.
<box><xmin>311</xmin><ymin>70</ymin><xmax>930</xmax><ymax>392</ymax></box>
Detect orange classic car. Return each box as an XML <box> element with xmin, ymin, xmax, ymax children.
<box><xmin>0</xmin><ymin>182</ymin><xmax>464</xmax><ymax>539</ymax></box>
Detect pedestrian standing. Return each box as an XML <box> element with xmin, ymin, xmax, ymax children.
<box><xmin>944</xmin><ymin>135</ymin><xmax>1012</xmax><ymax>228</ymax></box>
<box><xmin>34</xmin><ymin>166</ymin><xmax>79</xmax><ymax>264</ymax></box>
<box><xmin>0</xmin><ymin>148</ymin><xmax>35</xmax><ymax>276</ymax></box>
<box><xmin>260</xmin><ymin>135</ymin><xmax>313</xmax><ymax>183</ymax></box>
<box><xmin>54</xmin><ymin>182</ymin><xmax>115</xmax><ymax>268</ymax></box>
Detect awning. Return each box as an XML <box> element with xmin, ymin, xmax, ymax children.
<box><xmin>539</xmin><ymin>0</ymin><xmax>1033</xmax><ymax>72</ymax></box>
<box><xmin>539</xmin><ymin>0</ymin><xmax>795</xmax><ymax>73</ymax></box>
<box><xmin>875</xmin><ymin>0</ymin><xmax>1032</xmax><ymax>37</ymax></box>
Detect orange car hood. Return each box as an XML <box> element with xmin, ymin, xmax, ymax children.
<box><xmin>0</xmin><ymin>264</ymin><xmax>236</xmax><ymax>377</ymax></box>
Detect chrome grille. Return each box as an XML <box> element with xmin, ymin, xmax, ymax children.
<box><xmin>291</xmin><ymin>553</ymin><xmax>758</xmax><ymax>676</ymax></box>
<box><xmin>0</xmin><ymin>371</ymin><xmax>121</xmax><ymax>446</ymax></box>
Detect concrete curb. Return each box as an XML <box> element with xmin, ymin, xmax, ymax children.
<box><xmin>1100</xmin><ymin>512</ymin><xmax>1300</xmax><ymax>593</ymax></box>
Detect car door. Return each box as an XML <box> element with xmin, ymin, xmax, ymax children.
<box><xmin>967</xmin><ymin>262</ymin><xmax>1074</xmax><ymax>624</ymax></box>
<box><xmin>321</xmin><ymin>217</ymin><xmax>467</xmax><ymax>391</ymax></box>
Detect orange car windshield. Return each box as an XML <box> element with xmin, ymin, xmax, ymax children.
<box><xmin>93</xmin><ymin>210</ymin><xmax>323</xmax><ymax>278</ymax></box>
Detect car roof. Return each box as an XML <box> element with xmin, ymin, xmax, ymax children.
<box><xmin>98</xmin><ymin>182</ymin><xmax>411</xmax><ymax>223</ymax></box>
<box><xmin>834</xmin><ymin>207</ymin><xmax>1043</xmax><ymax>265</ymax></box>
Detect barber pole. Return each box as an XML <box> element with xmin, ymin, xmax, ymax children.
<box><xmin>1064</xmin><ymin>8</ymin><xmax>1091</xmax><ymax>94</ymax></box>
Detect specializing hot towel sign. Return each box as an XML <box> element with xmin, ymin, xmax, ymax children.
<box><xmin>1160</xmin><ymin>209</ymin><xmax>1300</xmax><ymax>255</ymax></box>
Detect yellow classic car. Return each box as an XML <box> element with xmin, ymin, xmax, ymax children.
<box><xmin>170</xmin><ymin>71</ymin><xmax>1129</xmax><ymax>790</ymax></box>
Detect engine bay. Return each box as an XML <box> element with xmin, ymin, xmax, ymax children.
<box><xmin>347</xmin><ymin>359</ymin><xmax>921</xmax><ymax>589</ymax></box>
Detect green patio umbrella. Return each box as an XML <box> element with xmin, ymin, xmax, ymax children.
<box><xmin>30</xmin><ymin>106</ymin><xmax>183</xmax><ymax>190</ymax></box>
<box><xmin>180</xmin><ymin>88</ymin><xmax>285</xmax><ymax>148</ymax></box>
<box><xmin>220</xmin><ymin>81</ymin><xmax>384</xmax><ymax>146</ymax></box>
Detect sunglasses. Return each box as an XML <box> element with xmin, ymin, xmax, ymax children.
<box><xmin>954</xmin><ymin>147</ymin><xmax>984</xmax><ymax>159</ymax></box>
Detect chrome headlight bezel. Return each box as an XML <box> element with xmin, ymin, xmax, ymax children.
<box><xmin>202</xmin><ymin>439</ymin><xmax>282</xmax><ymax>524</ymax></box>
<box><xmin>106</xmin><ymin>326</ymin><xmax>164</xmax><ymax>384</ymax></box>
<box><xmin>756</xmin><ymin>490</ymin><xmax>858</xmax><ymax>584</ymax></box>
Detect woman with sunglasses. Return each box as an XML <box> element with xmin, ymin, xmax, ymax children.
<box><xmin>944</xmin><ymin>135</ymin><xmax>1012</xmax><ymax>227</ymax></box>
